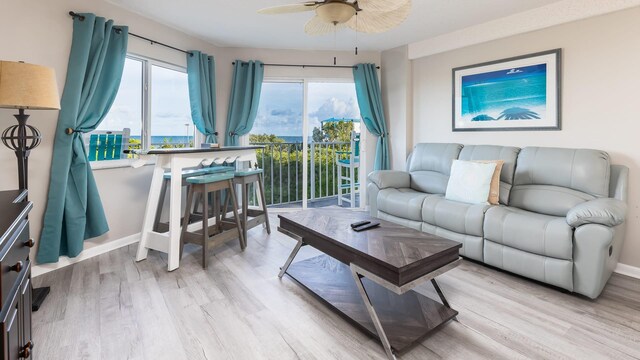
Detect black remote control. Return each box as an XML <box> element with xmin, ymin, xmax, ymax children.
<box><xmin>353</xmin><ymin>222</ymin><xmax>380</xmax><ymax>232</ymax></box>
<box><xmin>351</xmin><ymin>220</ymin><xmax>370</xmax><ymax>228</ymax></box>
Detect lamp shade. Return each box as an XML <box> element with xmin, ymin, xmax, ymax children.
<box><xmin>0</xmin><ymin>61</ymin><xmax>60</xmax><ymax>110</ymax></box>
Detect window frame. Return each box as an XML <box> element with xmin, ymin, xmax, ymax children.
<box><xmin>91</xmin><ymin>53</ymin><xmax>198</xmax><ymax>169</ymax></box>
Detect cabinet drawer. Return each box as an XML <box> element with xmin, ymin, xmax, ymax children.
<box><xmin>0</xmin><ymin>284</ymin><xmax>20</xmax><ymax>360</ymax></box>
<box><xmin>0</xmin><ymin>220</ymin><xmax>29</xmax><ymax>307</ymax></box>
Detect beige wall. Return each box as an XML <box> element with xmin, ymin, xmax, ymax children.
<box><xmin>381</xmin><ymin>45</ymin><xmax>412</xmax><ymax>171</ymax></box>
<box><xmin>404</xmin><ymin>8</ymin><xmax>640</xmax><ymax>267</ymax></box>
<box><xmin>0</xmin><ymin>0</ymin><xmax>380</xmax><ymax>263</ymax></box>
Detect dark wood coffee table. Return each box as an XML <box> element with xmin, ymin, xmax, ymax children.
<box><xmin>277</xmin><ymin>209</ymin><xmax>462</xmax><ymax>360</ymax></box>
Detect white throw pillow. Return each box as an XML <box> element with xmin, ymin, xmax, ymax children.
<box><xmin>445</xmin><ymin>160</ymin><xmax>497</xmax><ymax>205</ymax></box>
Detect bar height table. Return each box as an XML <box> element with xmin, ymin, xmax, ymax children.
<box><xmin>125</xmin><ymin>146</ymin><xmax>263</xmax><ymax>271</ymax></box>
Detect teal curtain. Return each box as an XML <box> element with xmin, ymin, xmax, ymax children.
<box><xmin>37</xmin><ymin>14</ymin><xmax>128</xmax><ymax>263</ymax></box>
<box><xmin>224</xmin><ymin>60</ymin><xmax>264</xmax><ymax>146</ymax></box>
<box><xmin>187</xmin><ymin>51</ymin><xmax>217</xmax><ymax>143</ymax></box>
<box><xmin>353</xmin><ymin>63</ymin><xmax>390</xmax><ymax>170</ymax></box>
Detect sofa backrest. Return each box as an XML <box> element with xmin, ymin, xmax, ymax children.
<box><xmin>407</xmin><ymin>143</ymin><xmax>463</xmax><ymax>194</ymax></box>
<box><xmin>511</xmin><ymin>147</ymin><xmax>611</xmax><ymax>216</ymax></box>
<box><xmin>458</xmin><ymin>145</ymin><xmax>521</xmax><ymax>204</ymax></box>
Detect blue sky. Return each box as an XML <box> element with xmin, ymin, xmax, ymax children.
<box><xmin>251</xmin><ymin>81</ymin><xmax>361</xmax><ymax>137</ymax></box>
<box><xmin>99</xmin><ymin>58</ymin><xmax>192</xmax><ymax>137</ymax></box>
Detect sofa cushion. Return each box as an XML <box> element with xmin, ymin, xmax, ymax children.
<box><xmin>509</xmin><ymin>185</ymin><xmax>596</xmax><ymax>217</ymax></box>
<box><xmin>458</xmin><ymin>145</ymin><xmax>520</xmax><ymax>204</ymax></box>
<box><xmin>407</xmin><ymin>143</ymin><xmax>463</xmax><ymax>194</ymax></box>
<box><xmin>377</xmin><ymin>188</ymin><xmax>430</xmax><ymax>222</ymax></box>
<box><xmin>422</xmin><ymin>222</ymin><xmax>484</xmax><ymax>261</ymax></box>
<box><xmin>422</xmin><ymin>195</ymin><xmax>490</xmax><ymax>237</ymax></box>
<box><xmin>511</xmin><ymin>147</ymin><xmax>610</xmax><ymax>216</ymax></box>
<box><xmin>484</xmin><ymin>240</ymin><xmax>573</xmax><ymax>291</ymax></box>
<box><xmin>473</xmin><ymin>160</ymin><xmax>504</xmax><ymax>205</ymax></box>
<box><xmin>484</xmin><ymin>206</ymin><xmax>573</xmax><ymax>260</ymax></box>
<box><xmin>445</xmin><ymin>160</ymin><xmax>496</xmax><ymax>205</ymax></box>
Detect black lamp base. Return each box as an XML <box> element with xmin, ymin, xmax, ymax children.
<box><xmin>2</xmin><ymin>109</ymin><xmax>51</xmax><ymax>312</ymax></box>
<box><xmin>32</xmin><ymin>286</ymin><xmax>50</xmax><ymax>312</ymax></box>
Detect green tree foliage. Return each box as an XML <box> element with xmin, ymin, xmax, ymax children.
<box><xmin>311</xmin><ymin>121</ymin><xmax>354</xmax><ymax>143</ymax></box>
<box><xmin>312</xmin><ymin>127</ymin><xmax>325</xmax><ymax>143</ymax></box>
<box><xmin>249</xmin><ymin>133</ymin><xmax>285</xmax><ymax>144</ymax></box>
<box><xmin>249</xmin><ymin>137</ymin><xmax>358</xmax><ymax>206</ymax></box>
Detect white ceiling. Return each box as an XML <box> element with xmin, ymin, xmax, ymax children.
<box><xmin>106</xmin><ymin>0</ymin><xmax>564</xmax><ymax>51</ymax></box>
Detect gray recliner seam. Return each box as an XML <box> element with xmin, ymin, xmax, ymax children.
<box><xmin>569</xmin><ymin>149</ymin><xmax>577</xmax><ymax>191</ymax></box>
<box><xmin>542</xmin><ymin>220</ymin><xmax>550</xmax><ymax>258</ymax></box>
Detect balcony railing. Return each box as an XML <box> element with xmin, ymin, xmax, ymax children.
<box><xmin>250</xmin><ymin>142</ymin><xmax>359</xmax><ymax>207</ymax></box>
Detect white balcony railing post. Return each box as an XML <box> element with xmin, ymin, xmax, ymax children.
<box><xmin>310</xmin><ymin>142</ymin><xmax>315</xmax><ymax>201</ymax></box>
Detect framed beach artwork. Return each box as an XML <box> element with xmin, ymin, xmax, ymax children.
<box><xmin>452</xmin><ymin>49</ymin><xmax>561</xmax><ymax>131</ymax></box>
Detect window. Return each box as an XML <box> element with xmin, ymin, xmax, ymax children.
<box><xmin>150</xmin><ymin>64</ymin><xmax>193</xmax><ymax>149</ymax></box>
<box><xmin>248</xmin><ymin>79</ymin><xmax>363</xmax><ymax>209</ymax></box>
<box><xmin>91</xmin><ymin>55</ymin><xmax>194</xmax><ymax>162</ymax></box>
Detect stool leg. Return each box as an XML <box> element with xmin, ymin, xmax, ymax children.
<box><xmin>213</xmin><ymin>191</ymin><xmax>221</xmax><ymax>233</ymax></box>
<box><xmin>258</xmin><ymin>174</ymin><xmax>271</xmax><ymax>234</ymax></box>
<box><xmin>180</xmin><ymin>185</ymin><xmax>195</xmax><ymax>260</ymax></box>
<box><xmin>153</xmin><ymin>178</ymin><xmax>169</xmax><ymax>232</ymax></box>
<box><xmin>202</xmin><ymin>184</ymin><xmax>210</xmax><ymax>269</ymax></box>
<box><xmin>221</xmin><ymin>188</ymin><xmax>231</xmax><ymax>223</ymax></box>
<box><xmin>242</xmin><ymin>182</ymin><xmax>249</xmax><ymax>243</ymax></box>
<box><xmin>228</xmin><ymin>180</ymin><xmax>246</xmax><ymax>250</ymax></box>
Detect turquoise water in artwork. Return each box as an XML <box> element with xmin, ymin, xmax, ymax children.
<box><xmin>461</xmin><ymin>64</ymin><xmax>547</xmax><ymax>121</ymax></box>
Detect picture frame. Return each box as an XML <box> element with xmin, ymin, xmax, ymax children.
<box><xmin>452</xmin><ymin>49</ymin><xmax>561</xmax><ymax>132</ymax></box>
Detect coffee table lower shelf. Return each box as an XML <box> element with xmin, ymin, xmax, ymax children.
<box><xmin>285</xmin><ymin>254</ymin><xmax>458</xmax><ymax>355</ymax></box>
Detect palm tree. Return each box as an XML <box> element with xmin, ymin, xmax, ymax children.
<box><xmin>497</xmin><ymin>107</ymin><xmax>541</xmax><ymax>120</ymax></box>
<box><xmin>471</xmin><ymin>114</ymin><xmax>496</xmax><ymax>121</ymax></box>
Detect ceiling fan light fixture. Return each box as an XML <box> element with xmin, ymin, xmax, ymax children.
<box><xmin>316</xmin><ymin>2</ymin><xmax>356</xmax><ymax>24</ymax></box>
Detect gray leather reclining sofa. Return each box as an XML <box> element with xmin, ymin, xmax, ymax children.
<box><xmin>368</xmin><ymin>143</ymin><xmax>628</xmax><ymax>298</ymax></box>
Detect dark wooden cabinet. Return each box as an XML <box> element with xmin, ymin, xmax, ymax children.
<box><xmin>0</xmin><ymin>191</ymin><xmax>33</xmax><ymax>360</ymax></box>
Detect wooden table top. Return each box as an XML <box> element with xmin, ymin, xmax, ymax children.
<box><xmin>279</xmin><ymin>209</ymin><xmax>461</xmax><ymax>286</ymax></box>
<box><xmin>124</xmin><ymin>145</ymin><xmax>264</xmax><ymax>155</ymax></box>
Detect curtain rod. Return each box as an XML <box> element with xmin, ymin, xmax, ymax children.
<box><xmin>231</xmin><ymin>62</ymin><xmax>380</xmax><ymax>70</ymax></box>
<box><xmin>68</xmin><ymin>11</ymin><xmax>194</xmax><ymax>57</ymax></box>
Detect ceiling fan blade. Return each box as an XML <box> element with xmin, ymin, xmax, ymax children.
<box><xmin>356</xmin><ymin>0</ymin><xmax>409</xmax><ymax>12</ymax></box>
<box><xmin>347</xmin><ymin>0</ymin><xmax>411</xmax><ymax>33</ymax></box>
<box><xmin>258</xmin><ymin>2</ymin><xmax>319</xmax><ymax>14</ymax></box>
<box><xmin>305</xmin><ymin>15</ymin><xmax>345</xmax><ymax>35</ymax></box>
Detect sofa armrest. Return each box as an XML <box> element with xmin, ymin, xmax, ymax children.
<box><xmin>368</xmin><ymin>170</ymin><xmax>411</xmax><ymax>189</ymax></box>
<box><xmin>566</xmin><ymin>198</ymin><xmax>627</xmax><ymax>227</ymax></box>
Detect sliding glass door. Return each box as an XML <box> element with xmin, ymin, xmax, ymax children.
<box><xmin>307</xmin><ymin>81</ymin><xmax>361</xmax><ymax>208</ymax></box>
<box><xmin>248</xmin><ymin>79</ymin><xmax>364</xmax><ymax>210</ymax></box>
<box><xmin>251</xmin><ymin>81</ymin><xmax>305</xmax><ymax>208</ymax></box>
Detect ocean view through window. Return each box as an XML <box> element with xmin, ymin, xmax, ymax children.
<box><xmin>90</xmin><ymin>55</ymin><xmax>194</xmax><ymax>161</ymax></box>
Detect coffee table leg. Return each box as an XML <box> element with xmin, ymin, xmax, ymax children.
<box><xmin>350</xmin><ymin>265</ymin><xmax>397</xmax><ymax>360</ymax></box>
<box><xmin>277</xmin><ymin>227</ymin><xmax>305</xmax><ymax>279</ymax></box>
<box><xmin>431</xmin><ymin>279</ymin><xmax>457</xmax><ymax>321</ymax></box>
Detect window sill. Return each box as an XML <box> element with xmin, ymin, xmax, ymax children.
<box><xmin>90</xmin><ymin>158</ymin><xmax>155</xmax><ymax>170</ymax></box>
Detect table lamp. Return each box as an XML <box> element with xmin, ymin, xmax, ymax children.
<box><xmin>0</xmin><ymin>60</ymin><xmax>60</xmax><ymax>312</ymax></box>
<box><xmin>0</xmin><ymin>60</ymin><xmax>60</xmax><ymax>190</ymax></box>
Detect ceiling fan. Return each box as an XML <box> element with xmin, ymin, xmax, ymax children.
<box><xmin>258</xmin><ymin>0</ymin><xmax>412</xmax><ymax>35</ymax></box>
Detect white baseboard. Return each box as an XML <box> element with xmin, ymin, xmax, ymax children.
<box><xmin>32</xmin><ymin>233</ymin><xmax>140</xmax><ymax>278</ymax></box>
<box><xmin>614</xmin><ymin>263</ymin><xmax>640</xmax><ymax>279</ymax></box>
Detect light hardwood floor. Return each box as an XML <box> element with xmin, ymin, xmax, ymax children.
<box><xmin>33</xmin><ymin>215</ymin><xmax>640</xmax><ymax>360</ymax></box>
